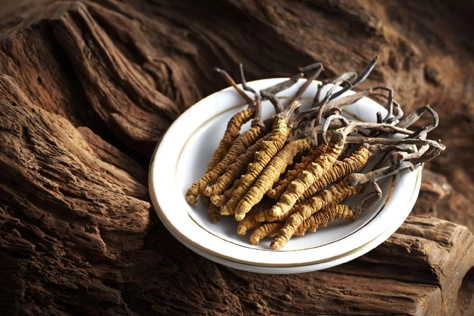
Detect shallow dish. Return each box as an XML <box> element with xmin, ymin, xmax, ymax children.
<box><xmin>149</xmin><ymin>78</ymin><xmax>422</xmax><ymax>274</ymax></box>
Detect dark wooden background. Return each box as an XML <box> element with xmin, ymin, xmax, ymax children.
<box><xmin>1</xmin><ymin>1</ymin><xmax>474</xmax><ymax>315</ymax></box>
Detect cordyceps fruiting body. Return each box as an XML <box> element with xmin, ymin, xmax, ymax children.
<box><xmin>185</xmin><ymin>59</ymin><xmax>446</xmax><ymax>250</ymax></box>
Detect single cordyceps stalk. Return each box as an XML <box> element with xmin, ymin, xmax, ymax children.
<box><xmin>329</xmin><ymin>55</ymin><xmax>379</xmax><ymax>100</ymax></box>
<box><xmin>250</xmin><ymin>222</ymin><xmax>283</xmax><ymax>245</ymax></box>
<box><xmin>253</xmin><ymin>204</ymin><xmax>297</xmax><ymax>223</ymax></box>
<box><xmin>208</xmin><ymin>202</ymin><xmax>221</xmax><ymax>224</ymax></box>
<box><xmin>270</xmin><ymin>130</ymin><xmax>346</xmax><ymax>217</ymax></box>
<box><xmin>234</xmin><ymin>136</ymin><xmax>315</xmax><ymax>221</ymax></box>
<box><xmin>287</xmin><ymin>62</ymin><xmax>323</xmax><ymax>111</ymax></box>
<box><xmin>236</xmin><ymin>197</ymin><xmax>274</xmax><ymax>235</ymax></box>
<box><xmin>223</xmin><ymin>101</ymin><xmax>301</xmax><ymax>220</ymax></box>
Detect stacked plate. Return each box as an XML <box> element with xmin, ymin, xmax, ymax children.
<box><xmin>148</xmin><ymin>79</ymin><xmax>421</xmax><ymax>274</ymax></box>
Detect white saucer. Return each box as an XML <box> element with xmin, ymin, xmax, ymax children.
<box><xmin>149</xmin><ymin>78</ymin><xmax>421</xmax><ymax>274</ymax></box>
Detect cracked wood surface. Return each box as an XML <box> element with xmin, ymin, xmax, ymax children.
<box><xmin>1</xmin><ymin>0</ymin><xmax>474</xmax><ymax>315</ymax></box>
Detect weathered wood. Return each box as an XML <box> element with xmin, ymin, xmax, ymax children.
<box><xmin>52</xmin><ymin>3</ymin><xmax>181</xmax><ymax>156</ymax></box>
<box><xmin>0</xmin><ymin>74</ymin><xmax>150</xmax><ymax>314</ymax></box>
<box><xmin>1</xmin><ymin>0</ymin><xmax>474</xmax><ymax>315</ymax></box>
<box><xmin>219</xmin><ymin>216</ymin><xmax>474</xmax><ymax>315</ymax></box>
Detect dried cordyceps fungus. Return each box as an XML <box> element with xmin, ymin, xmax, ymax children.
<box><xmin>185</xmin><ymin>59</ymin><xmax>446</xmax><ymax>250</ymax></box>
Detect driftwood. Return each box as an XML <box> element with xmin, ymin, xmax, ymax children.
<box><xmin>1</xmin><ymin>0</ymin><xmax>474</xmax><ymax>315</ymax></box>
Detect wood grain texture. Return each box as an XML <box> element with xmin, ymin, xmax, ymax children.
<box><xmin>0</xmin><ymin>0</ymin><xmax>473</xmax><ymax>315</ymax></box>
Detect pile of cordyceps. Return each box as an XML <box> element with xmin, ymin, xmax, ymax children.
<box><xmin>185</xmin><ymin>57</ymin><xmax>445</xmax><ymax>250</ymax></box>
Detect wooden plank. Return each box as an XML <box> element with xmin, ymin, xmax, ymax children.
<box><xmin>221</xmin><ymin>216</ymin><xmax>474</xmax><ymax>315</ymax></box>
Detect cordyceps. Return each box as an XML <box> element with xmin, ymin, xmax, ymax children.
<box><xmin>184</xmin><ymin>60</ymin><xmax>446</xmax><ymax>250</ymax></box>
<box><xmin>185</xmin><ymin>68</ymin><xmax>258</xmax><ymax>205</ymax></box>
<box><xmin>225</xmin><ymin>100</ymin><xmax>300</xmax><ymax>221</ymax></box>
<box><xmin>234</xmin><ymin>135</ymin><xmax>315</xmax><ymax>220</ymax></box>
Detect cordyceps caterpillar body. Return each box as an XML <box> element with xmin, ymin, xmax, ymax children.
<box><xmin>184</xmin><ymin>60</ymin><xmax>445</xmax><ymax>250</ymax></box>
<box><xmin>224</xmin><ymin>101</ymin><xmax>300</xmax><ymax>221</ymax></box>
<box><xmin>185</xmin><ymin>123</ymin><xmax>267</xmax><ymax>205</ymax></box>
<box><xmin>270</xmin><ymin>178</ymin><xmax>362</xmax><ymax>250</ymax></box>
<box><xmin>249</xmin><ymin>203</ymin><xmax>357</xmax><ymax>245</ymax></box>
<box><xmin>203</xmin><ymin>117</ymin><xmax>274</xmax><ymax>198</ymax></box>
<box><xmin>297</xmin><ymin>144</ymin><xmax>371</xmax><ymax>202</ymax></box>
<box><xmin>234</xmin><ymin>135</ymin><xmax>314</xmax><ymax>221</ymax></box>
<box><xmin>266</xmin><ymin>136</ymin><xmax>328</xmax><ymax>200</ymax></box>
<box><xmin>269</xmin><ymin>130</ymin><xmax>346</xmax><ymax>218</ymax></box>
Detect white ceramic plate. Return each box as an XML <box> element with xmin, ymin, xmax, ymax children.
<box><xmin>149</xmin><ymin>78</ymin><xmax>422</xmax><ymax>274</ymax></box>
